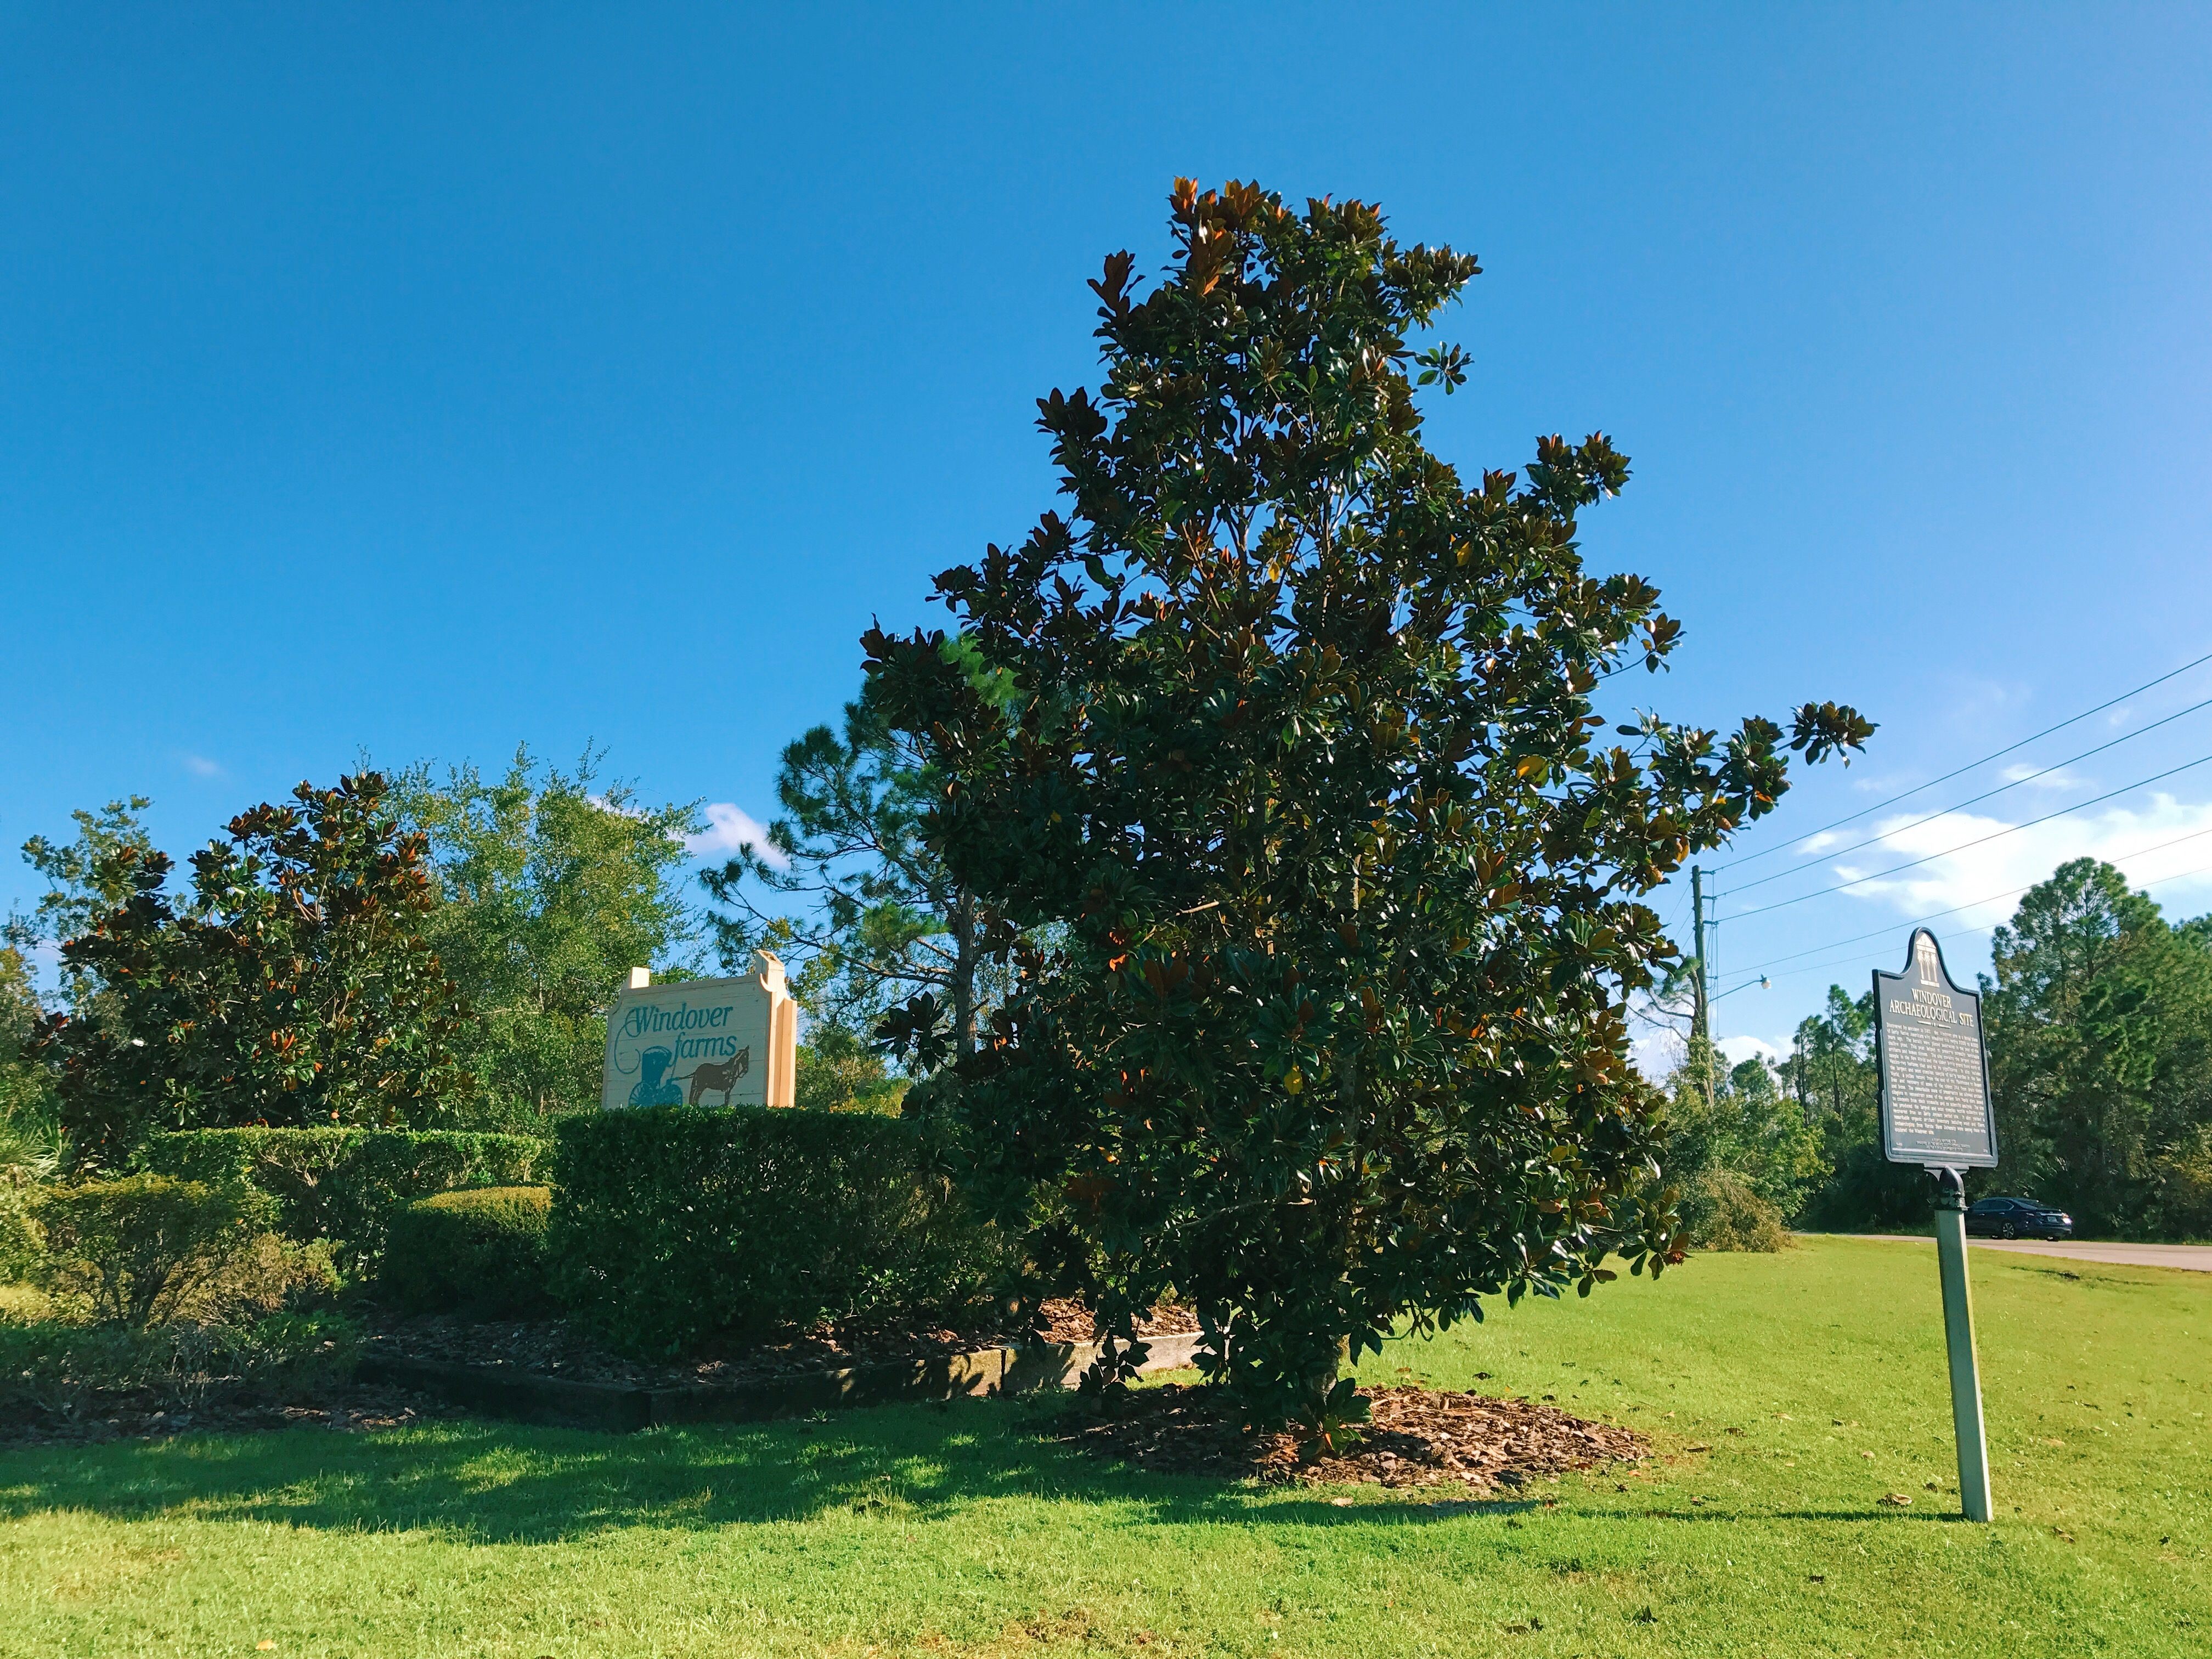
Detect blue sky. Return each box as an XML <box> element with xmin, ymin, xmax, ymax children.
<box><xmin>5</xmin><ymin>5</ymin><xmax>2210</xmax><ymax>1065</ymax></box>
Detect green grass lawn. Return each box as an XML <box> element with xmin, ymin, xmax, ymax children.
<box><xmin>2</xmin><ymin>1238</ymin><xmax>2205</xmax><ymax>1657</ymax></box>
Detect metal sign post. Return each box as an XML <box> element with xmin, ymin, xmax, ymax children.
<box><xmin>1874</xmin><ymin>929</ymin><xmax>1999</xmax><ymax>1523</ymax></box>
<box><xmin>1927</xmin><ymin>1167</ymin><xmax>1993</xmax><ymax>1521</ymax></box>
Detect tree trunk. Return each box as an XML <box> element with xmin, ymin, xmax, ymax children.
<box><xmin>950</xmin><ymin>888</ymin><xmax>977</xmax><ymax>1059</ymax></box>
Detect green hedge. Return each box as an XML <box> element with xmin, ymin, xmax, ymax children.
<box><xmin>381</xmin><ymin>1186</ymin><xmax>551</xmax><ymax>1317</ymax></box>
<box><xmin>32</xmin><ymin>1175</ymin><xmax>278</xmax><ymax>1327</ymax></box>
<box><xmin>550</xmin><ymin>1107</ymin><xmax>1013</xmax><ymax>1358</ymax></box>
<box><xmin>138</xmin><ymin>1128</ymin><xmax>546</xmax><ymax>1271</ymax></box>
<box><xmin>0</xmin><ymin>1310</ymin><xmax>361</xmax><ymax>1419</ymax></box>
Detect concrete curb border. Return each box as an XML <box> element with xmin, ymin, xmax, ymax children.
<box><xmin>358</xmin><ymin>1329</ymin><xmax>1206</xmax><ymax>1432</ymax></box>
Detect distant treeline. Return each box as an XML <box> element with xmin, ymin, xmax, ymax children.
<box><xmin>1669</xmin><ymin>857</ymin><xmax>2212</xmax><ymax>1243</ymax></box>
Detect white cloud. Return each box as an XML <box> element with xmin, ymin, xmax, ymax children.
<box><xmin>179</xmin><ymin>752</ymin><xmax>224</xmax><ymax>778</ymax></box>
<box><xmin>1717</xmin><ymin>1034</ymin><xmax>1785</xmax><ymax>1068</ymax></box>
<box><xmin>1628</xmin><ymin>1026</ymin><xmax>1788</xmax><ymax>1084</ymax></box>
<box><xmin>1629</xmin><ymin>1023</ymin><xmax>1684</xmax><ymax>1084</ymax></box>
<box><xmin>1999</xmin><ymin>763</ymin><xmax>2086</xmax><ymax>791</ymax></box>
<box><xmin>686</xmin><ymin>803</ymin><xmax>789</xmax><ymax>869</ymax></box>
<box><xmin>1834</xmin><ymin>795</ymin><xmax>2212</xmax><ymax>924</ymax></box>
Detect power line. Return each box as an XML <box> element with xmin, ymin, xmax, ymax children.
<box><xmin>1721</xmin><ymin>821</ymin><xmax>2212</xmax><ymax>979</ymax></box>
<box><xmin>1725</xmin><ymin>927</ymin><xmax>1985</xmax><ymax>992</ymax></box>
<box><xmin>1712</xmin><ymin>644</ymin><xmax>2212</xmax><ymax>873</ymax></box>
<box><xmin>1718</xmin><ymin>854</ymin><xmax>2212</xmax><ymax>995</ymax></box>
<box><xmin>1720</xmin><ymin>692</ymin><xmax>2212</xmax><ymax>898</ymax></box>
<box><xmin>1720</xmin><ymin>751</ymin><xmax>2212</xmax><ymax>922</ymax></box>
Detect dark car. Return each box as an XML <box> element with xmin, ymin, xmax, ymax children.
<box><xmin>1965</xmin><ymin>1196</ymin><xmax>2074</xmax><ymax>1240</ymax></box>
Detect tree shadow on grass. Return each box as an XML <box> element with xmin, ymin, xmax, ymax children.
<box><xmin>0</xmin><ymin>1396</ymin><xmax>1483</xmax><ymax>1542</ymax></box>
<box><xmin>0</xmin><ymin>1398</ymin><xmax>1953</xmax><ymax>1543</ymax></box>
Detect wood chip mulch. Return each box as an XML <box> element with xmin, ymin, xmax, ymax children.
<box><xmin>1058</xmin><ymin>1383</ymin><xmax>1649</xmax><ymax>1491</ymax></box>
<box><xmin>365</xmin><ymin>1297</ymin><xmax>1198</xmax><ymax>1391</ymax></box>
<box><xmin>0</xmin><ymin>1383</ymin><xmax>469</xmax><ymax>1447</ymax></box>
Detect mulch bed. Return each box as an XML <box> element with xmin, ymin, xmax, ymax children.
<box><xmin>360</xmin><ymin>1297</ymin><xmax>1199</xmax><ymax>1391</ymax></box>
<box><xmin>1058</xmin><ymin>1383</ymin><xmax>1649</xmax><ymax>1491</ymax></box>
<box><xmin>0</xmin><ymin>1300</ymin><xmax>1201</xmax><ymax>1448</ymax></box>
<box><xmin>1</xmin><ymin>1383</ymin><xmax>469</xmax><ymax>1448</ymax></box>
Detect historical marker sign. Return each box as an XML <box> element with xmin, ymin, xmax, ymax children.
<box><xmin>599</xmin><ymin>950</ymin><xmax>798</xmax><ymax>1110</ymax></box>
<box><xmin>1873</xmin><ymin>928</ymin><xmax>1997</xmax><ymax>1169</ymax></box>
<box><xmin>1871</xmin><ymin>926</ymin><xmax>1999</xmax><ymax>1522</ymax></box>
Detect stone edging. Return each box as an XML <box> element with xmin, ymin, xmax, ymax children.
<box><xmin>358</xmin><ymin>1329</ymin><xmax>1206</xmax><ymax>1432</ymax></box>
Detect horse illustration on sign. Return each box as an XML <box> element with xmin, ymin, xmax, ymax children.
<box><xmin>686</xmin><ymin>1047</ymin><xmax>751</xmax><ymax>1106</ymax></box>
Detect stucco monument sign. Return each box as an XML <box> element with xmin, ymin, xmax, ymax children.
<box><xmin>1872</xmin><ymin>927</ymin><xmax>1996</xmax><ymax>1523</ymax></box>
<box><xmin>600</xmin><ymin>950</ymin><xmax>798</xmax><ymax>1110</ymax></box>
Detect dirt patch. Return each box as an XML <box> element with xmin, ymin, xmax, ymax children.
<box><xmin>0</xmin><ymin>1381</ymin><xmax>469</xmax><ymax>1448</ymax></box>
<box><xmin>362</xmin><ymin>1297</ymin><xmax>1198</xmax><ymax>1391</ymax></box>
<box><xmin>0</xmin><ymin>1300</ymin><xmax>1201</xmax><ymax>1447</ymax></box>
<box><xmin>1058</xmin><ymin>1383</ymin><xmax>1648</xmax><ymax>1491</ymax></box>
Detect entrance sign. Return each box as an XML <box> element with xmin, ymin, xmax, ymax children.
<box><xmin>1872</xmin><ymin>926</ymin><xmax>1995</xmax><ymax>1524</ymax></box>
<box><xmin>1874</xmin><ymin>929</ymin><xmax>1997</xmax><ymax>1168</ymax></box>
<box><xmin>600</xmin><ymin>951</ymin><xmax>798</xmax><ymax>1110</ymax></box>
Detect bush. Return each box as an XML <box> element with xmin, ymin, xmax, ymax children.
<box><xmin>551</xmin><ymin>1107</ymin><xmax>1014</xmax><ymax>1357</ymax></box>
<box><xmin>218</xmin><ymin>1308</ymin><xmax>363</xmax><ymax>1393</ymax></box>
<box><xmin>0</xmin><ymin>1318</ymin><xmax>165</xmax><ymax>1417</ymax></box>
<box><xmin>138</xmin><ymin>1127</ymin><xmax>545</xmax><ymax>1270</ymax></box>
<box><xmin>381</xmin><ymin>1186</ymin><xmax>551</xmax><ymax>1317</ymax></box>
<box><xmin>2149</xmin><ymin>1127</ymin><xmax>2212</xmax><ymax>1242</ymax></box>
<box><xmin>31</xmin><ymin>1176</ymin><xmax>279</xmax><ymax>1326</ymax></box>
<box><xmin>0</xmin><ymin>1308</ymin><xmax>361</xmax><ymax>1420</ymax></box>
<box><xmin>794</xmin><ymin>1025</ymin><xmax>910</xmax><ymax>1114</ymax></box>
<box><xmin>0</xmin><ymin>1130</ymin><xmax>55</xmax><ymax>1284</ymax></box>
<box><xmin>1680</xmin><ymin>1170</ymin><xmax>1792</xmax><ymax>1253</ymax></box>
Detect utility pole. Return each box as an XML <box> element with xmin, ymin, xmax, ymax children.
<box><xmin>1690</xmin><ymin>864</ymin><xmax>1714</xmax><ymax>1107</ymax></box>
<box><xmin>1688</xmin><ymin>864</ymin><xmax>1710</xmax><ymax>1046</ymax></box>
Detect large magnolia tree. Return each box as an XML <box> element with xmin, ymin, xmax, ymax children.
<box><xmin>37</xmin><ymin>773</ymin><xmax>470</xmax><ymax>1164</ymax></box>
<box><xmin>866</xmin><ymin>180</ymin><xmax>1870</xmax><ymax>1437</ymax></box>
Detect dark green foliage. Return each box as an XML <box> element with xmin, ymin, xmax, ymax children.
<box><xmin>1781</xmin><ymin>986</ymin><xmax>1931</xmax><ymax>1231</ymax></box>
<box><xmin>700</xmin><ymin>697</ymin><xmax>1000</xmax><ymax>1053</ymax></box>
<box><xmin>549</xmin><ymin>1107</ymin><xmax>1012</xmax><ymax>1357</ymax></box>
<box><xmin>380</xmin><ymin>1186</ymin><xmax>551</xmax><ymax>1316</ymax></box>
<box><xmin>3</xmin><ymin>797</ymin><xmax>157</xmax><ymax>1007</ymax></box>
<box><xmin>1</xmin><ymin>945</ymin><xmax>59</xmax><ymax>1143</ymax></box>
<box><xmin>794</xmin><ymin>1023</ymin><xmax>910</xmax><ymax>1114</ymax></box>
<box><xmin>1661</xmin><ymin>1044</ymin><xmax>1824</xmax><ymax>1249</ymax></box>
<box><xmin>393</xmin><ymin>748</ymin><xmax>703</xmax><ymax>1127</ymax></box>
<box><xmin>0</xmin><ymin>1309</ymin><xmax>360</xmax><ymax>1419</ymax></box>
<box><xmin>33</xmin><ymin>774</ymin><xmax>471</xmax><ymax>1167</ymax></box>
<box><xmin>30</xmin><ymin>1176</ymin><xmax>277</xmax><ymax>1327</ymax></box>
<box><xmin>138</xmin><ymin>1127</ymin><xmax>545</xmax><ymax>1271</ymax></box>
<box><xmin>1785</xmin><ymin>862</ymin><xmax>2212</xmax><ymax>1239</ymax></box>
<box><xmin>1</xmin><ymin>947</ymin><xmax>60</xmax><ymax>1280</ymax></box>
<box><xmin>861</xmin><ymin>178</ymin><xmax>1869</xmax><ymax>1431</ymax></box>
<box><xmin>1678</xmin><ymin>1169</ymin><xmax>1791</xmax><ymax>1252</ymax></box>
<box><xmin>1983</xmin><ymin>860</ymin><xmax>2212</xmax><ymax>1237</ymax></box>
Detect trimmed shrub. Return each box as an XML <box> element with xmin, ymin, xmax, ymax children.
<box><xmin>551</xmin><ymin>1107</ymin><xmax>1014</xmax><ymax>1357</ymax></box>
<box><xmin>1</xmin><ymin>1116</ymin><xmax>60</xmax><ymax>1285</ymax></box>
<box><xmin>31</xmin><ymin>1176</ymin><xmax>278</xmax><ymax>1326</ymax></box>
<box><xmin>0</xmin><ymin>1318</ymin><xmax>165</xmax><ymax>1417</ymax></box>
<box><xmin>222</xmin><ymin>1307</ymin><xmax>362</xmax><ymax>1393</ymax></box>
<box><xmin>381</xmin><ymin>1186</ymin><xmax>552</xmax><ymax>1317</ymax></box>
<box><xmin>138</xmin><ymin>1127</ymin><xmax>545</xmax><ymax>1270</ymax></box>
<box><xmin>0</xmin><ymin>1309</ymin><xmax>362</xmax><ymax>1419</ymax></box>
<box><xmin>1681</xmin><ymin>1170</ymin><xmax>1792</xmax><ymax>1253</ymax></box>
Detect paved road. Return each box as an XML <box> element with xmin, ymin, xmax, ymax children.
<box><xmin>1838</xmin><ymin>1234</ymin><xmax>2212</xmax><ymax>1273</ymax></box>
